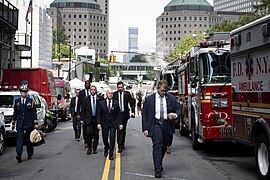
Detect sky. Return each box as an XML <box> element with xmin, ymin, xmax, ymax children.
<box><xmin>46</xmin><ymin>0</ymin><xmax>214</xmax><ymax>54</ymax></box>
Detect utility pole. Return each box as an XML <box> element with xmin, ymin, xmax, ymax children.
<box><xmin>58</xmin><ymin>39</ymin><xmax>60</xmax><ymax>77</ymax></box>
<box><xmin>69</xmin><ymin>45</ymin><xmax>71</xmax><ymax>81</ymax></box>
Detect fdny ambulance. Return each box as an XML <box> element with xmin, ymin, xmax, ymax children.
<box><xmin>231</xmin><ymin>15</ymin><xmax>270</xmax><ymax>180</ymax></box>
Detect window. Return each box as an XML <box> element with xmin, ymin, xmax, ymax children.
<box><xmin>184</xmin><ymin>17</ymin><xmax>187</xmax><ymax>20</ymax></box>
<box><xmin>178</xmin><ymin>24</ymin><xmax>181</xmax><ymax>27</ymax></box>
<box><xmin>79</xmin><ymin>22</ymin><xmax>81</xmax><ymax>25</ymax></box>
<box><xmin>79</xmin><ymin>15</ymin><xmax>82</xmax><ymax>18</ymax></box>
<box><xmin>84</xmin><ymin>35</ymin><xmax>87</xmax><ymax>39</ymax></box>
<box><xmin>79</xmin><ymin>35</ymin><xmax>81</xmax><ymax>38</ymax></box>
<box><xmin>178</xmin><ymin>17</ymin><xmax>181</xmax><ymax>20</ymax></box>
<box><xmin>74</xmin><ymin>15</ymin><xmax>76</xmax><ymax>18</ymax></box>
<box><xmin>68</xmin><ymin>14</ymin><xmax>71</xmax><ymax>18</ymax></box>
<box><xmin>84</xmin><ymin>22</ymin><xmax>87</xmax><ymax>25</ymax></box>
<box><xmin>63</xmin><ymin>14</ymin><xmax>66</xmax><ymax>18</ymax></box>
<box><xmin>74</xmin><ymin>22</ymin><xmax>76</xmax><ymax>25</ymax></box>
<box><xmin>69</xmin><ymin>22</ymin><xmax>71</xmax><ymax>25</ymax></box>
<box><xmin>84</xmin><ymin>15</ymin><xmax>87</xmax><ymax>18</ymax></box>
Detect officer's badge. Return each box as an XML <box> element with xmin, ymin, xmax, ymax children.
<box><xmin>27</xmin><ymin>102</ymin><xmax>31</xmax><ymax>107</ymax></box>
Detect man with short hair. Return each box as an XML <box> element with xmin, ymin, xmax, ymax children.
<box><xmin>12</xmin><ymin>83</ymin><xmax>38</xmax><ymax>163</ymax></box>
<box><xmin>69</xmin><ymin>88</ymin><xmax>81</xmax><ymax>141</ymax></box>
<box><xmin>142</xmin><ymin>80</ymin><xmax>181</xmax><ymax>178</ymax></box>
<box><xmin>113</xmin><ymin>81</ymin><xmax>135</xmax><ymax>153</ymax></box>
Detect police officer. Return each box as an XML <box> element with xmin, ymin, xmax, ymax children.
<box><xmin>12</xmin><ymin>84</ymin><xmax>38</xmax><ymax>163</ymax></box>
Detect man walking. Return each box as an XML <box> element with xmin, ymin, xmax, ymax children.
<box><xmin>78</xmin><ymin>80</ymin><xmax>91</xmax><ymax>148</ymax></box>
<box><xmin>113</xmin><ymin>81</ymin><xmax>135</xmax><ymax>153</ymax></box>
<box><xmin>80</xmin><ymin>85</ymin><xmax>103</xmax><ymax>155</ymax></box>
<box><xmin>142</xmin><ymin>80</ymin><xmax>181</xmax><ymax>178</ymax></box>
<box><xmin>97</xmin><ymin>89</ymin><xmax>123</xmax><ymax>160</ymax></box>
<box><xmin>69</xmin><ymin>88</ymin><xmax>81</xmax><ymax>141</ymax></box>
<box><xmin>12</xmin><ymin>83</ymin><xmax>38</xmax><ymax>163</ymax></box>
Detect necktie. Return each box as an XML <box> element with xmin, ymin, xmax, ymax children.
<box><xmin>108</xmin><ymin>100</ymin><xmax>111</xmax><ymax>113</ymax></box>
<box><xmin>92</xmin><ymin>96</ymin><xmax>96</xmax><ymax>116</ymax></box>
<box><xmin>86</xmin><ymin>90</ymin><xmax>89</xmax><ymax>97</ymax></box>
<box><xmin>160</xmin><ymin>96</ymin><xmax>164</xmax><ymax>120</ymax></box>
<box><xmin>22</xmin><ymin>99</ymin><xmax>25</xmax><ymax>105</ymax></box>
<box><xmin>120</xmin><ymin>92</ymin><xmax>123</xmax><ymax>112</ymax></box>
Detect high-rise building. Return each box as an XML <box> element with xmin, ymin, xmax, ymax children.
<box><xmin>47</xmin><ymin>0</ymin><xmax>109</xmax><ymax>59</ymax></box>
<box><xmin>214</xmin><ymin>0</ymin><xmax>261</xmax><ymax>12</ymax></box>
<box><xmin>156</xmin><ymin>0</ymin><xmax>242</xmax><ymax>58</ymax></box>
<box><xmin>96</xmin><ymin>0</ymin><xmax>109</xmax><ymax>15</ymax></box>
<box><xmin>9</xmin><ymin>0</ymin><xmax>52</xmax><ymax>69</ymax></box>
<box><xmin>128</xmin><ymin>27</ymin><xmax>138</xmax><ymax>61</ymax></box>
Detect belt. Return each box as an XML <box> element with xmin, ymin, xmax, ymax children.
<box><xmin>155</xmin><ymin>118</ymin><xmax>168</xmax><ymax>124</ymax></box>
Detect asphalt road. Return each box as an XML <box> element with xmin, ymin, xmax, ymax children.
<box><xmin>0</xmin><ymin>115</ymin><xmax>259</xmax><ymax>180</ymax></box>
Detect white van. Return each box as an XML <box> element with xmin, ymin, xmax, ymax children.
<box><xmin>0</xmin><ymin>90</ymin><xmax>46</xmax><ymax>138</ymax></box>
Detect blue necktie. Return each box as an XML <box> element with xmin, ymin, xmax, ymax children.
<box><xmin>92</xmin><ymin>96</ymin><xmax>96</xmax><ymax>116</ymax></box>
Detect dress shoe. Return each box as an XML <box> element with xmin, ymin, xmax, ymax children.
<box><xmin>155</xmin><ymin>171</ymin><xmax>161</xmax><ymax>178</ymax></box>
<box><xmin>109</xmin><ymin>155</ymin><xmax>114</xmax><ymax>160</ymax></box>
<box><xmin>117</xmin><ymin>148</ymin><xmax>122</xmax><ymax>153</ymax></box>
<box><xmin>77</xmin><ymin>138</ymin><xmax>80</xmax><ymax>141</ymax></box>
<box><xmin>104</xmin><ymin>150</ymin><xmax>108</xmax><ymax>157</ymax></box>
<box><xmin>28</xmin><ymin>156</ymin><xmax>33</xmax><ymax>160</ymax></box>
<box><xmin>93</xmin><ymin>149</ymin><xmax>97</xmax><ymax>154</ymax></box>
<box><xmin>86</xmin><ymin>148</ymin><xmax>92</xmax><ymax>155</ymax></box>
<box><xmin>16</xmin><ymin>155</ymin><xmax>22</xmax><ymax>163</ymax></box>
<box><xmin>166</xmin><ymin>147</ymin><xmax>171</xmax><ymax>154</ymax></box>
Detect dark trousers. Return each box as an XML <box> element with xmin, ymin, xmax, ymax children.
<box><xmin>151</xmin><ymin>123</ymin><xmax>169</xmax><ymax>172</ymax></box>
<box><xmin>92</xmin><ymin>122</ymin><xmax>99</xmax><ymax>151</ymax></box>
<box><xmin>16</xmin><ymin>128</ymin><xmax>34</xmax><ymax>157</ymax></box>
<box><xmin>72</xmin><ymin>114</ymin><xmax>81</xmax><ymax>138</ymax></box>
<box><xmin>83</xmin><ymin>125</ymin><xmax>87</xmax><ymax>144</ymax></box>
<box><xmin>168</xmin><ymin>134</ymin><xmax>173</xmax><ymax>147</ymax></box>
<box><xmin>102</xmin><ymin>124</ymin><xmax>116</xmax><ymax>156</ymax></box>
<box><xmin>84</xmin><ymin>123</ymin><xmax>95</xmax><ymax>149</ymax></box>
<box><xmin>117</xmin><ymin>118</ymin><xmax>128</xmax><ymax>149</ymax></box>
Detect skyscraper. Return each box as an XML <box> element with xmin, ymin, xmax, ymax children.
<box><xmin>128</xmin><ymin>27</ymin><xmax>138</xmax><ymax>61</ymax></box>
<box><xmin>214</xmin><ymin>0</ymin><xmax>261</xmax><ymax>12</ymax></box>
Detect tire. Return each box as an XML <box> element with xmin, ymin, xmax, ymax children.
<box><xmin>255</xmin><ymin>135</ymin><xmax>270</xmax><ymax>180</ymax></box>
<box><xmin>191</xmin><ymin>111</ymin><xmax>200</xmax><ymax>150</ymax></box>
<box><xmin>46</xmin><ymin>120</ymin><xmax>53</xmax><ymax>132</ymax></box>
<box><xmin>180</xmin><ymin>119</ymin><xmax>189</xmax><ymax>137</ymax></box>
<box><xmin>0</xmin><ymin>128</ymin><xmax>5</xmax><ymax>156</ymax></box>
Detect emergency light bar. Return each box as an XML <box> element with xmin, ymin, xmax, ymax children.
<box><xmin>199</xmin><ymin>40</ymin><xmax>229</xmax><ymax>48</ymax></box>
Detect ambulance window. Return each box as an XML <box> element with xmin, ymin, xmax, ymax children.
<box><xmin>0</xmin><ymin>95</ymin><xmax>20</xmax><ymax>108</ymax></box>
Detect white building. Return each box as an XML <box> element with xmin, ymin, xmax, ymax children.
<box><xmin>10</xmin><ymin>0</ymin><xmax>52</xmax><ymax>69</ymax></box>
<box><xmin>214</xmin><ymin>0</ymin><xmax>261</xmax><ymax>13</ymax></box>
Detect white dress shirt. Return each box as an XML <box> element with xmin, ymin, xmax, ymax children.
<box><xmin>155</xmin><ymin>93</ymin><xmax>167</xmax><ymax>120</ymax></box>
<box><xmin>118</xmin><ymin>91</ymin><xmax>124</xmax><ymax>112</ymax></box>
<box><xmin>75</xmin><ymin>96</ymin><xmax>78</xmax><ymax>112</ymax></box>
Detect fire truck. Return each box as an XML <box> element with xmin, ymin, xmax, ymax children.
<box><xmin>230</xmin><ymin>15</ymin><xmax>270</xmax><ymax>180</ymax></box>
<box><xmin>176</xmin><ymin>39</ymin><xmax>233</xmax><ymax>149</ymax></box>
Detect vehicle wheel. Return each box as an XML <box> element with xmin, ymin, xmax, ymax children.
<box><xmin>255</xmin><ymin>135</ymin><xmax>270</xmax><ymax>180</ymax></box>
<box><xmin>180</xmin><ymin>119</ymin><xmax>189</xmax><ymax>137</ymax></box>
<box><xmin>0</xmin><ymin>128</ymin><xmax>5</xmax><ymax>156</ymax></box>
<box><xmin>191</xmin><ymin>112</ymin><xmax>200</xmax><ymax>150</ymax></box>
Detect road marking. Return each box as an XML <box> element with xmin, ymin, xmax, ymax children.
<box><xmin>101</xmin><ymin>156</ymin><xmax>111</xmax><ymax>180</ymax></box>
<box><xmin>114</xmin><ymin>149</ymin><xmax>121</xmax><ymax>180</ymax></box>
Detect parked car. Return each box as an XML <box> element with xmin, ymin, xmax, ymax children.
<box><xmin>0</xmin><ymin>89</ymin><xmax>46</xmax><ymax>139</ymax></box>
<box><xmin>0</xmin><ymin>110</ymin><xmax>5</xmax><ymax>155</ymax></box>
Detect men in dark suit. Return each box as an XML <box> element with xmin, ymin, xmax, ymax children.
<box><xmin>12</xmin><ymin>84</ymin><xmax>38</xmax><ymax>163</ymax></box>
<box><xmin>69</xmin><ymin>88</ymin><xmax>81</xmax><ymax>141</ymax></box>
<box><xmin>113</xmin><ymin>81</ymin><xmax>135</xmax><ymax>153</ymax></box>
<box><xmin>97</xmin><ymin>89</ymin><xmax>123</xmax><ymax>160</ymax></box>
<box><xmin>78</xmin><ymin>80</ymin><xmax>91</xmax><ymax>148</ymax></box>
<box><xmin>142</xmin><ymin>80</ymin><xmax>181</xmax><ymax>178</ymax></box>
<box><xmin>80</xmin><ymin>85</ymin><xmax>103</xmax><ymax>155</ymax></box>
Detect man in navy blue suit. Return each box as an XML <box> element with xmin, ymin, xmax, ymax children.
<box><xmin>142</xmin><ymin>80</ymin><xmax>181</xmax><ymax>178</ymax></box>
<box><xmin>12</xmin><ymin>84</ymin><xmax>38</xmax><ymax>163</ymax></box>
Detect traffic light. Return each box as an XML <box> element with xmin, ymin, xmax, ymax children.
<box><xmin>109</xmin><ymin>54</ymin><xmax>113</xmax><ymax>62</ymax></box>
<box><xmin>113</xmin><ymin>55</ymin><xmax>116</xmax><ymax>62</ymax></box>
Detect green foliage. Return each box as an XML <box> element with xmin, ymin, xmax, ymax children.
<box><xmin>98</xmin><ymin>58</ymin><xmax>109</xmax><ymax>64</ymax></box>
<box><xmin>130</xmin><ymin>54</ymin><xmax>147</xmax><ymax>62</ymax></box>
<box><xmin>53</xmin><ymin>27</ymin><xmax>69</xmax><ymax>45</ymax></box>
<box><xmin>52</xmin><ymin>27</ymin><xmax>70</xmax><ymax>58</ymax></box>
<box><xmin>168</xmin><ymin>33</ymin><xmax>206</xmax><ymax>62</ymax></box>
<box><xmin>52</xmin><ymin>44</ymin><xmax>71</xmax><ymax>59</ymax></box>
<box><xmin>146</xmin><ymin>70</ymin><xmax>154</xmax><ymax>80</ymax></box>
<box><xmin>254</xmin><ymin>0</ymin><xmax>270</xmax><ymax>16</ymax></box>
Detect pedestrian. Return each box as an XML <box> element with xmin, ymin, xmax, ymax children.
<box><xmin>97</xmin><ymin>89</ymin><xmax>123</xmax><ymax>160</ymax></box>
<box><xmin>142</xmin><ymin>80</ymin><xmax>181</xmax><ymax>178</ymax></box>
<box><xmin>113</xmin><ymin>81</ymin><xmax>135</xmax><ymax>153</ymax></box>
<box><xmin>69</xmin><ymin>88</ymin><xmax>81</xmax><ymax>141</ymax></box>
<box><xmin>12</xmin><ymin>83</ymin><xmax>38</xmax><ymax>163</ymax></box>
<box><xmin>80</xmin><ymin>85</ymin><xmax>103</xmax><ymax>155</ymax></box>
<box><xmin>136</xmin><ymin>91</ymin><xmax>143</xmax><ymax>116</ymax></box>
<box><xmin>78</xmin><ymin>80</ymin><xmax>91</xmax><ymax>148</ymax></box>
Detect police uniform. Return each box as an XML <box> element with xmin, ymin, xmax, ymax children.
<box><xmin>13</xmin><ymin>86</ymin><xmax>38</xmax><ymax>163</ymax></box>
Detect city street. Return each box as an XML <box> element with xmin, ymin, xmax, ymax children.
<box><xmin>0</xmin><ymin>115</ymin><xmax>258</xmax><ymax>180</ymax></box>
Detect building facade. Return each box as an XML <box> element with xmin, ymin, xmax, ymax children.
<box><xmin>214</xmin><ymin>0</ymin><xmax>261</xmax><ymax>12</ymax></box>
<box><xmin>156</xmin><ymin>0</ymin><xmax>243</xmax><ymax>58</ymax></box>
<box><xmin>128</xmin><ymin>27</ymin><xmax>138</xmax><ymax>62</ymax></box>
<box><xmin>47</xmin><ymin>0</ymin><xmax>109</xmax><ymax>59</ymax></box>
<box><xmin>0</xmin><ymin>0</ymin><xmax>18</xmax><ymax>79</ymax></box>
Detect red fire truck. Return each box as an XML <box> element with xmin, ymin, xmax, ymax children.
<box><xmin>176</xmin><ymin>40</ymin><xmax>233</xmax><ymax>149</ymax></box>
<box><xmin>230</xmin><ymin>15</ymin><xmax>270</xmax><ymax>180</ymax></box>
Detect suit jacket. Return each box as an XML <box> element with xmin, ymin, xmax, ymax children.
<box><xmin>97</xmin><ymin>99</ymin><xmax>123</xmax><ymax>129</ymax></box>
<box><xmin>13</xmin><ymin>97</ymin><xmax>37</xmax><ymax>129</ymax></box>
<box><xmin>81</xmin><ymin>95</ymin><xmax>104</xmax><ymax>125</ymax></box>
<box><xmin>113</xmin><ymin>91</ymin><xmax>135</xmax><ymax>121</ymax></box>
<box><xmin>69</xmin><ymin>96</ymin><xmax>80</xmax><ymax>117</ymax></box>
<box><xmin>142</xmin><ymin>92</ymin><xmax>181</xmax><ymax>137</ymax></box>
<box><xmin>78</xmin><ymin>89</ymin><xmax>89</xmax><ymax>116</ymax></box>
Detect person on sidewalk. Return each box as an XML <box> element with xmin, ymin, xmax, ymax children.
<box><xmin>69</xmin><ymin>88</ymin><xmax>81</xmax><ymax>141</ymax></box>
<box><xmin>142</xmin><ymin>80</ymin><xmax>181</xmax><ymax>178</ymax></box>
<box><xmin>97</xmin><ymin>89</ymin><xmax>123</xmax><ymax>160</ymax></box>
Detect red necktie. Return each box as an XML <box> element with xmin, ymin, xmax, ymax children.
<box><xmin>108</xmin><ymin>100</ymin><xmax>111</xmax><ymax>113</ymax></box>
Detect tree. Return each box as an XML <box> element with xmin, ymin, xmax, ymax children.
<box><xmin>52</xmin><ymin>27</ymin><xmax>70</xmax><ymax>59</ymax></box>
<box><xmin>130</xmin><ymin>54</ymin><xmax>147</xmax><ymax>62</ymax></box>
<box><xmin>168</xmin><ymin>33</ymin><xmax>206</xmax><ymax>62</ymax></box>
<box><xmin>146</xmin><ymin>70</ymin><xmax>154</xmax><ymax>80</ymax></box>
<box><xmin>254</xmin><ymin>0</ymin><xmax>270</xmax><ymax>16</ymax></box>
<box><xmin>53</xmin><ymin>27</ymin><xmax>69</xmax><ymax>45</ymax></box>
